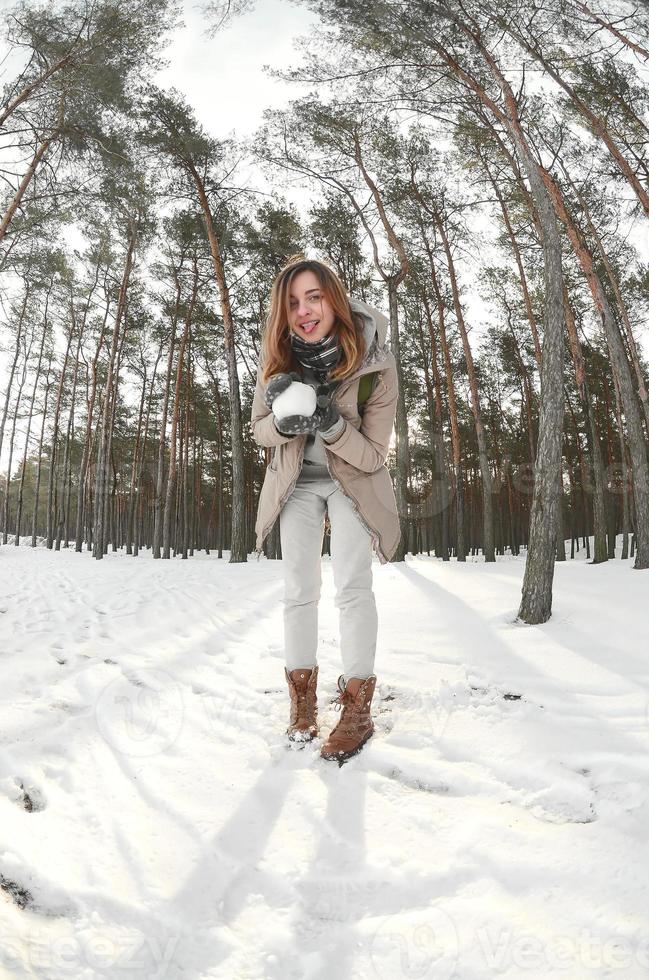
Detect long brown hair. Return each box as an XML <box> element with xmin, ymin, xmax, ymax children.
<box><xmin>259</xmin><ymin>256</ymin><xmax>365</xmax><ymax>385</ymax></box>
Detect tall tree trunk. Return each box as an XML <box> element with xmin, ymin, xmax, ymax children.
<box><xmin>162</xmin><ymin>257</ymin><xmax>198</xmax><ymax>559</ymax></box>
<box><xmin>346</xmin><ymin>131</ymin><xmax>411</xmax><ymax>561</ymax></box>
<box><xmin>601</xmin><ymin>383</ymin><xmax>619</xmax><ymax>559</ymax></box>
<box><xmin>568</xmin><ymin>397</ymin><xmax>592</xmax><ymax>560</ymax></box>
<box><xmin>569</xmin><ymin>0</ymin><xmax>649</xmax><ymax>61</ymax></box>
<box><xmin>181</xmin><ymin>339</ymin><xmax>192</xmax><ymax>560</ymax></box>
<box><xmin>483</xmin><ymin>159</ymin><xmax>542</xmax><ymax>367</ymax></box>
<box><xmin>56</xmin><ymin>327</ymin><xmax>82</xmax><ymax>550</ymax></box>
<box><xmin>46</xmin><ymin>322</ymin><xmax>74</xmax><ymax>549</ymax></box>
<box><xmin>432</xmin><ymin>255</ymin><xmax>465</xmax><ymax>561</ymax></box>
<box><xmin>508</xmin><ymin>27</ymin><xmax>649</xmax><ymax>217</ymax></box>
<box><xmin>31</xmin><ymin>352</ymin><xmax>53</xmax><ymax>546</ymax></box>
<box><xmin>105</xmin><ymin>312</ymin><xmax>130</xmax><ymax>553</ymax></box>
<box><xmin>187</xmin><ymin>163</ymin><xmax>247</xmax><ymax>563</ymax></box>
<box><xmin>0</xmin><ymin>96</ymin><xmax>64</xmax><ymax>242</ymax></box>
<box><xmin>564</xmin><ymin>292</ymin><xmax>608</xmax><ymax>563</ymax></box>
<box><xmin>387</xmin><ymin>278</ymin><xmax>410</xmax><ymax>561</ymax></box>
<box><xmin>15</xmin><ymin>315</ymin><xmax>48</xmax><ymax>545</ymax></box>
<box><xmin>0</xmin><ymin>283</ymin><xmax>30</xmax><ymax>462</ymax></box>
<box><xmin>427</xmin><ymin>5</ymin><xmax>566</xmax><ymax>618</ymax></box>
<box><xmin>504</xmin><ymin>302</ymin><xmax>536</xmax><ymax>464</ymax></box>
<box><xmin>93</xmin><ymin>224</ymin><xmax>136</xmax><ymax>559</ymax></box>
<box><xmin>74</xmin><ymin>263</ymin><xmax>106</xmax><ymax>551</ymax></box>
<box><xmin>416</xmin><ymin>213</ymin><xmax>465</xmax><ymax>561</ymax></box>
<box><xmin>432</xmin><ymin>208</ymin><xmax>495</xmax><ymax>562</ymax></box>
<box><xmin>564</xmin><ymin>168</ymin><xmax>649</xmax><ymax>439</ymax></box>
<box><xmin>613</xmin><ymin>373</ymin><xmax>631</xmax><ymax>560</ymax></box>
<box><xmin>131</xmin><ymin>343</ymin><xmax>162</xmax><ymax>557</ymax></box>
<box><xmin>543</xmin><ymin>184</ymin><xmax>649</xmax><ymax>568</ymax></box>
<box><xmin>2</xmin><ymin>331</ymin><xmax>33</xmax><ymax>543</ymax></box>
<box><xmin>209</xmin><ymin>370</ymin><xmax>224</xmax><ymax>559</ymax></box>
<box><xmin>0</xmin><ymin>51</ymin><xmax>74</xmax><ymax>127</ymax></box>
<box><xmin>420</xmin><ymin>292</ymin><xmax>451</xmax><ymax>560</ymax></box>
<box><xmin>126</xmin><ymin>368</ymin><xmax>148</xmax><ymax>556</ymax></box>
<box><xmin>153</xmin><ymin>270</ymin><xmax>182</xmax><ymax>558</ymax></box>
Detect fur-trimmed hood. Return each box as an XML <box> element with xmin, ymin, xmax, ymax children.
<box><xmin>349</xmin><ymin>297</ymin><xmax>391</xmax><ymax>374</ymax></box>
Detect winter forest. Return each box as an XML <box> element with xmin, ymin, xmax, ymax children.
<box><xmin>1</xmin><ymin>0</ymin><xmax>649</xmax><ymax>977</ymax></box>
<box><xmin>0</xmin><ymin>0</ymin><xmax>647</xmax><ymax>616</ymax></box>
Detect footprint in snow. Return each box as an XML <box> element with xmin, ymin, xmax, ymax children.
<box><xmin>0</xmin><ymin>874</ymin><xmax>74</xmax><ymax>918</ymax></box>
<box><xmin>0</xmin><ymin>874</ymin><xmax>32</xmax><ymax>910</ymax></box>
<box><xmin>527</xmin><ymin>799</ymin><xmax>597</xmax><ymax>824</ymax></box>
<box><xmin>470</xmin><ymin>683</ymin><xmax>543</xmax><ymax>707</ymax></box>
<box><xmin>49</xmin><ymin>700</ymin><xmax>86</xmax><ymax>716</ymax></box>
<box><xmin>121</xmin><ymin>671</ymin><xmax>148</xmax><ymax>688</ymax></box>
<box><xmin>15</xmin><ymin>780</ymin><xmax>46</xmax><ymax>812</ymax></box>
<box><xmin>385</xmin><ymin>766</ymin><xmax>452</xmax><ymax>795</ymax></box>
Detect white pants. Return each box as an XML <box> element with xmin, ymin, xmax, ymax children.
<box><xmin>279</xmin><ymin>461</ymin><xmax>378</xmax><ymax>680</ymax></box>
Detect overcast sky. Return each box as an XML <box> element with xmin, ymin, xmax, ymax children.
<box><xmin>0</xmin><ymin>0</ymin><xmax>325</xmax><ymax>474</ymax></box>
<box><xmin>156</xmin><ymin>0</ymin><xmax>320</xmax><ymax>141</ymax></box>
<box><xmin>3</xmin><ymin>0</ymin><xmax>647</xmax><ymax>477</ymax></box>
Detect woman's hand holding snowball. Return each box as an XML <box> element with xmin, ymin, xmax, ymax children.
<box><xmin>267</xmin><ymin>375</ymin><xmax>343</xmax><ymax>438</ymax></box>
<box><xmin>269</xmin><ymin>375</ymin><xmax>319</xmax><ymax>436</ymax></box>
<box><xmin>263</xmin><ymin>371</ymin><xmax>301</xmax><ymax>411</ymax></box>
<box><xmin>314</xmin><ymin>383</ymin><xmax>342</xmax><ymax>437</ymax></box>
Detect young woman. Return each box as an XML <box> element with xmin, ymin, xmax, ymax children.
<box><xmin>250</xmin><ymin>257</ymin><xmax>400</xmax><ymax>763</ymax></box>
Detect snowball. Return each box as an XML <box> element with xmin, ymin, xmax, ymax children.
<box><xmin>273</xmin><ymin>382</ymin><xmax>317</xmax><ymax>420</ymax></box>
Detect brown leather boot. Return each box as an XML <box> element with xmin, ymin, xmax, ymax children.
<box><xmin>320</xmin><ymin>674</ymin><xmax>377</xmax><ymax>764</ymax></box>
<box><xmin>284</xmin><ymin>666</ymin><xmax>319</xmax><ymax>743</ymax></box>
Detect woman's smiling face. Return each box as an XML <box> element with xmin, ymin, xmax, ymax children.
<box><xmin>288</xmin><ymin>270</ymin><xmax>336</xmax><ymax>343</ymax></box>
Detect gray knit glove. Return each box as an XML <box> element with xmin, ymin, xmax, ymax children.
<box><xmin>263</xmin><ymin>371</ymin><xmax>302</xmax><ymax>410</ymax></box>
<box><xmin>314</xmin><ymin>384</ymin><xmax>344</xmax><ymax>441</ymax></box>
<box><xmin>274</xmin><ymin>411</ymin><xmax>322</xmax><ymax>436</ymax></box>
<box><xmin>315</xmin><ymin>385</ymin><xmax>341</xmax><ymax>431</ymax></box>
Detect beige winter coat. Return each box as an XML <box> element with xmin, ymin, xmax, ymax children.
<box><xmin>250</xmin><ymin>297</ymin><xmax>401</xmax><ymax>564</ymax></box>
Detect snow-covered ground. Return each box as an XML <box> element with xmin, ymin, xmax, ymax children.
<box><xmin>0</xmin><ymin>538</ymin><xmax>647</xmax><ymax>980</ymax></box>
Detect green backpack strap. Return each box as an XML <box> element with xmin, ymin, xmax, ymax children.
<box><xmin>357</xmin><ymin>372</ymin><xmax>378</xmax><ymax>413</ymax></box>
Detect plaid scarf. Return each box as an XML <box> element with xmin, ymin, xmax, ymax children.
<box><xmin>290</xmin><ymin>330</ymin><xmax>342</xmax><ymax>383</ymax></box>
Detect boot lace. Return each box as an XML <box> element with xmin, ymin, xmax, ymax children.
<box><xmin>295</xmin><ymin>690</ymin><xmax>311</xmax><ymax>726</ymax></box>
<box><xmin>332</xmin><ymin>677</ymin><xmax>365</xmax><ymax>737</ymax></box>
